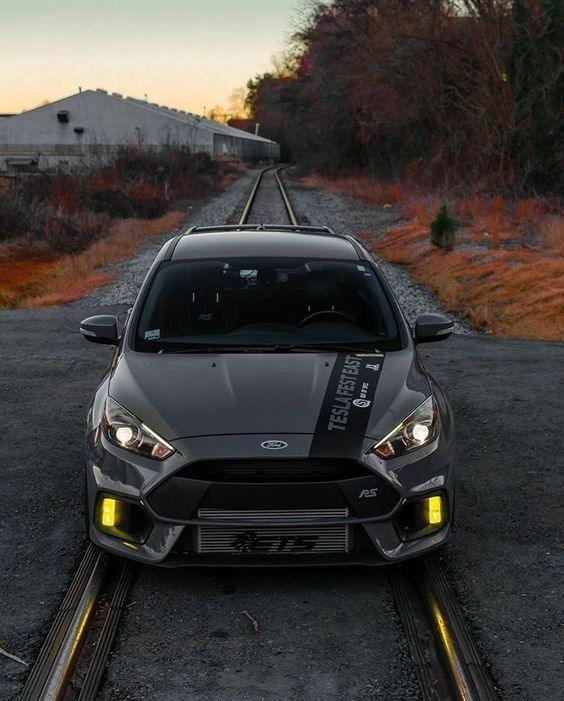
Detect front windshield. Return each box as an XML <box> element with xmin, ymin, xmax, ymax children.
<box><xmin>135</xmin><ymin>257</ymin><xmax>400</xmax><ymax>351</ymax></box>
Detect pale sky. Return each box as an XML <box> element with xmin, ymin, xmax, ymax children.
<box><xmin>0</xmin><ymin>0</ymin><xmax>302</xmax><ymax>114</ymax></box>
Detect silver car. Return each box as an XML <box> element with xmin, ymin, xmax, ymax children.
<box><xmin>80</xmin><ymin>225</ymin><xmax>455</xmax><ymax>566</ymax></box>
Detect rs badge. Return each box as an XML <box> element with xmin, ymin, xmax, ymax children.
<box><xmin>359</xmin><ymin>488</ymin><xmax>379</xmax><ymax>498</ymax></box>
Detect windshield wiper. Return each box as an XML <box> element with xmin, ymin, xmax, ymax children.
<box><xmin>158</xmin><ymin>344</ymin><xmax>307</xmax><ymax>354</ymax></box>
<box><xmin>158</xmin><ymin>344</ymin><xmax>244</xmax><ymax>354</ymax></box>
<box><xmin>281</xmin><ymin>343</ymin><xmax>382</xmax><ymax>353</ymax></box>
<box><xmin>158</xmin><ymin>342</ymin><xmax>381</xmax><ymax>354</ymax></box>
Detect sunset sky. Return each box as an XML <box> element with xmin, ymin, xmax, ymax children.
<box><xmin>0</xmin><ymin>0</ymin><xmax>301</xmax><ymax>115</ymax></box>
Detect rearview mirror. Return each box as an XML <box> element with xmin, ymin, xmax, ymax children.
<box><xmin>414</xmin><ymin>314</ymin><xmax>453</xmax><ymax>343</ymax></box>
<box><xmin>80</xmin><ymin>315</ymin><xmax>119</xmax><ymax>345</ymax></box>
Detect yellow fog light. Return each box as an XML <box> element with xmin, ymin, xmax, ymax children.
<box><xmin>95</xmin><ymin>494</ymin><xmax>153</xmax><ymax>544</ymax></box>
<box><xmin>426</xmin><ymin>495</ymin><xmax>443</xmax><ymax>525</ymax></box>
<box><xmin>100</xmin><ymin>497</ymin><xmax>119</xmax><ymax>527</ymax></box>
<box><xmin>395</xmin><ymin>493</ymin><xmax>447</xmax><ymax>541</ymax></box>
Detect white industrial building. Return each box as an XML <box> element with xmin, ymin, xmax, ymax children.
<box><xmin>0</xmin><ymin>89</ymin><xmax>279</xmax><ymax>172</ymax></box>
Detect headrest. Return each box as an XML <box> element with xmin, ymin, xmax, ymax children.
<box><xmin>304</xmin><ymin>271</ymin><xmax>341</xmax><ymax>304</ymax></box>
<box><xmin>187</xmin><ymin>264</ymin><xmax>225</xmax><ymax>298</ymax></box>
<box><xmin>257</xmin><ymin>267</ymin><xmax>276</xmax><ymax>287</ymax></box>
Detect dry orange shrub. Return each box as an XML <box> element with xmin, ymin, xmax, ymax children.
<box><xmin>379</xmin><ymin>245</ymin><xmax>564</xmax><ymax>340</ymax></box>
<box><xmin>400</xmin><ymin>196</ymin><xmax>442</xmax><ymax>225</ymax></box>
<box><xmin>302</xmin><ymin>174</ymin><xmax>403</xmax><ymax>206</ymax></box>
<box><xmin>488</xmin><ymin>196</ymin><xmax>505</xmax><ymax>249</ymax></box>
<box><xmin>513</xmin><ymin>198</ymin><xmax>546</xmax><ymax>232</ymax></box>
<box><xmin>305</xmin><ymin>174</ymin><xmax>563</xmax><ymax>341</ymax></box>
<box><xmin>0</xmin><ymin>211</ymin><xmax>184</xmax><ymax>309</ymax></box>
<box><xmin>540</xmin><ymin>218</ymin><xmax>564</xmax><ymax>252</ymax></box>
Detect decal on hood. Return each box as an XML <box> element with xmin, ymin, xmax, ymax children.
<box><xmin>310</xmin><ymin>353</ymin><xmax>385</xmax><ymax>458</ymax></box>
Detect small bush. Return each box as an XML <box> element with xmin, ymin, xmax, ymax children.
<box><xmin>0</xmin><ymin>191</ymin><xmax>29</xmax><ymax>240</ymax></box>
<box><xmin>42</xmin><ymin>210</ymin><xmax>109</xmax><ymax>253</ymax></box>
<box><xmin>85</xmin><ymin>189</ymin><xmax>137</xmax><ymax>218</ymax></box>
<box><xmin>514</xmin><ymin>198</ymin><xmax>545</xmax><ymax>234</ymax></box>
<box><xmin>430</xmin><ymin>204</ymin><xmax>456</xmax><ymax>251</ymax></box>
<box><xmin>127</xmin><ymin>183</ymin><xmax>168</xmax><ymax>218</ymax></box>
<box><xmin>0</xmin><ymin>147</ymin><xmax>233</xmax><ymax>254</ymax></box>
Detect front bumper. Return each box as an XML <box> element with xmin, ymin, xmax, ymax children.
<box><xmin>86</xmin><ymin>433</ymin><xmax>454</xmax><ymax>566</ymax></box>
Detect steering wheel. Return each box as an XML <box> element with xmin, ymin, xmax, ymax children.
<box><xmin>298</xmin><ymin>310</ymin><xmax>350</xmax><ymax>327</ymax></box>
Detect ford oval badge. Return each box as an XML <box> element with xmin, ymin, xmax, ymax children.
<box><xmin>261</xmin><ymin>440</ymin><xmax>288</xmax><ymax>450</ymax></box>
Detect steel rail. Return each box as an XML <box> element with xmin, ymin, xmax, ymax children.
<box><xmin>390</xmin><ymin>569</ymin><xmax>453</xmax><ymax>700</ymax></box>
<box><xmin>20</xmin><ymin>545</ymin><xmax>109</xmax><ymax>700</ymax></box>
<box><xmin>238</xmin><ymin>165</ymin><xmax>277</xmax><ymax>225</ymax></box>
<box><xmin>274</xmin><ymin>166</ymin><xmax>298</xmax><ymax>225</ymax></box>
<box><xmin>422</xmin><ymin>555</ymin><xmax>498</xmax><ymax>699</ymax></box>
<box><xmin>78</xmin><ymin>561</ymin><xmax>135</xmax><ymax>701</ymax></box>
<box><xmin>19</xmin><ymin>545</ymin><xmax>133</xmax><ymax>701</ymax></box>
<box><xmin>39</xmin><ymin>551</ymin><xmax>108</xmax><ymax>700</ymax></box>
<box><xmin>238</xmin><ymin>164</ymin><xmax>297</xmax><ymax>226</ymax></box>
<box><xmin>392</xmin><ymin>554</ymin><xmax>498</xmax><ymax>701</ymax></box>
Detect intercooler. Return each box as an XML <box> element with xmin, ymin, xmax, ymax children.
<box><xmin>196</xmin><ymin>508</ymin><xmax>351</xmax><ymax>554</ymax></box>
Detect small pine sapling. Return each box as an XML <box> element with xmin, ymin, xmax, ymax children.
<box><xmin>430</xmin><ymin>204</ymin><xmax>456</xmax><ymax>251</ymax></box>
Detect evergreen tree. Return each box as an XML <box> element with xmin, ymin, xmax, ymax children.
<box><xmin>430</xmin><ymin>205</ymin><xmax>456</xmax><ymax>251</ymax></box>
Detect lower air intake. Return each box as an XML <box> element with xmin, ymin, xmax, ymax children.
<box><xmin>197</xmin><ymin>508</ymin><xmax>350</xmax><ymax>554</ymax></box>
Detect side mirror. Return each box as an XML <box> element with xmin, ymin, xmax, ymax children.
<box><xmin>414</xmin><ymin>313</ymin><xmax>453</xmax><ymax>343</ymax></box>
<box><xmin>80</xmin><ymin>315</ymin><xmax>119</xmax><ymax>345</ymax></box>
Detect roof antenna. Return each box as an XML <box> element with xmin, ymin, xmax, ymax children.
<box><xmin>257</xmin><ymin>220</ymin><xmax>264</xmax><ymax>231</ymax></box>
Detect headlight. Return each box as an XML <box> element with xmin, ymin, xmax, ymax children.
<box><xmin>103</xmin><ymin>396</ymin><xmax>175</xmax><ymax>460</ymax></box>
<box><xmin>371</xmin><ymin>396</ymin><xmax>439</xmax><ymax>459</ymax></box>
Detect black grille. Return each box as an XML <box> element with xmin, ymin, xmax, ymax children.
<box><xmin>176</xmin><ymin>459</ymin><xmax>374</xmax><ymax>483</ymax></box>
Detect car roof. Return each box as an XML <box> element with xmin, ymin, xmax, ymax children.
<box><xmin>171</xmin><ymin>227</ymin><xmax>360</xmax><ymax>261</ymax></box>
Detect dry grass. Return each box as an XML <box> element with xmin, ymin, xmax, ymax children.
<box><xmin>358</xmin><ymin>226</ymin><xmax>564</xmax><ymax>340</ymax></box>
<box><xmin>0</xmin><ymin>211</ymin><xmax>184</xmax><ymax>309</ymax></box>
<box><xmin>302</xmin><ymin>174</ymin><xmax>404</xmax><ymax>206</ymax></box>
<box><xmin>540</xmin><ymin>217</ymin><xmax>564</xmax><ymax>252</ymax></box>
<box><xmin>301</xmin><ymin>174</ymin><xmax>563</xmax><ymax>341</ymax></box>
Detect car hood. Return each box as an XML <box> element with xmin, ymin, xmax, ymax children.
<box><xmin>109</xmin><ymin>349</ymin><xmax>431</xmax><ymax>443</ymax></box>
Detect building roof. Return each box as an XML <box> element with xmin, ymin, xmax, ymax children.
<box><xmin>0</xmin><ymin>89</ymin><xmax>275</xmax><ymax>144</ymax></box>
<box><xmin>120</xmin><ymin>94</ymin><xmax>274</xmax><ymax>143</ymax></box>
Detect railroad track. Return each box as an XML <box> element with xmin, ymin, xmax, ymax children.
<box><xmin>20</xmin><ymin>165</ymin><xmax>497</xmax><ymax>700</ymax></box>
<box><xmin>391</xmin><ymin>555</ymin><xmax>498</xmax><ymax>700</ymax></box>
<box><xmin>237</xmin><ymin>164</ymin><xmax>297</xmax><ymax>225</ymax></box>
<box><xmin>20</xmin><ymin>545</ymin><xmax>134</xmax><ymax>700</ymax></box>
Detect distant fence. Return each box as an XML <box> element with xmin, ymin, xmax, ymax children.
<box><xmin>0</xmin><ymin>140</ymin><xmax>278</xmax><ymax>173</ymax></box>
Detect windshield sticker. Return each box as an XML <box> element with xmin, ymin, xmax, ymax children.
<box><xmin>144</xmin><ymin>328</ymin><xmax>160</xmax><ymax>341</ymax></box>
